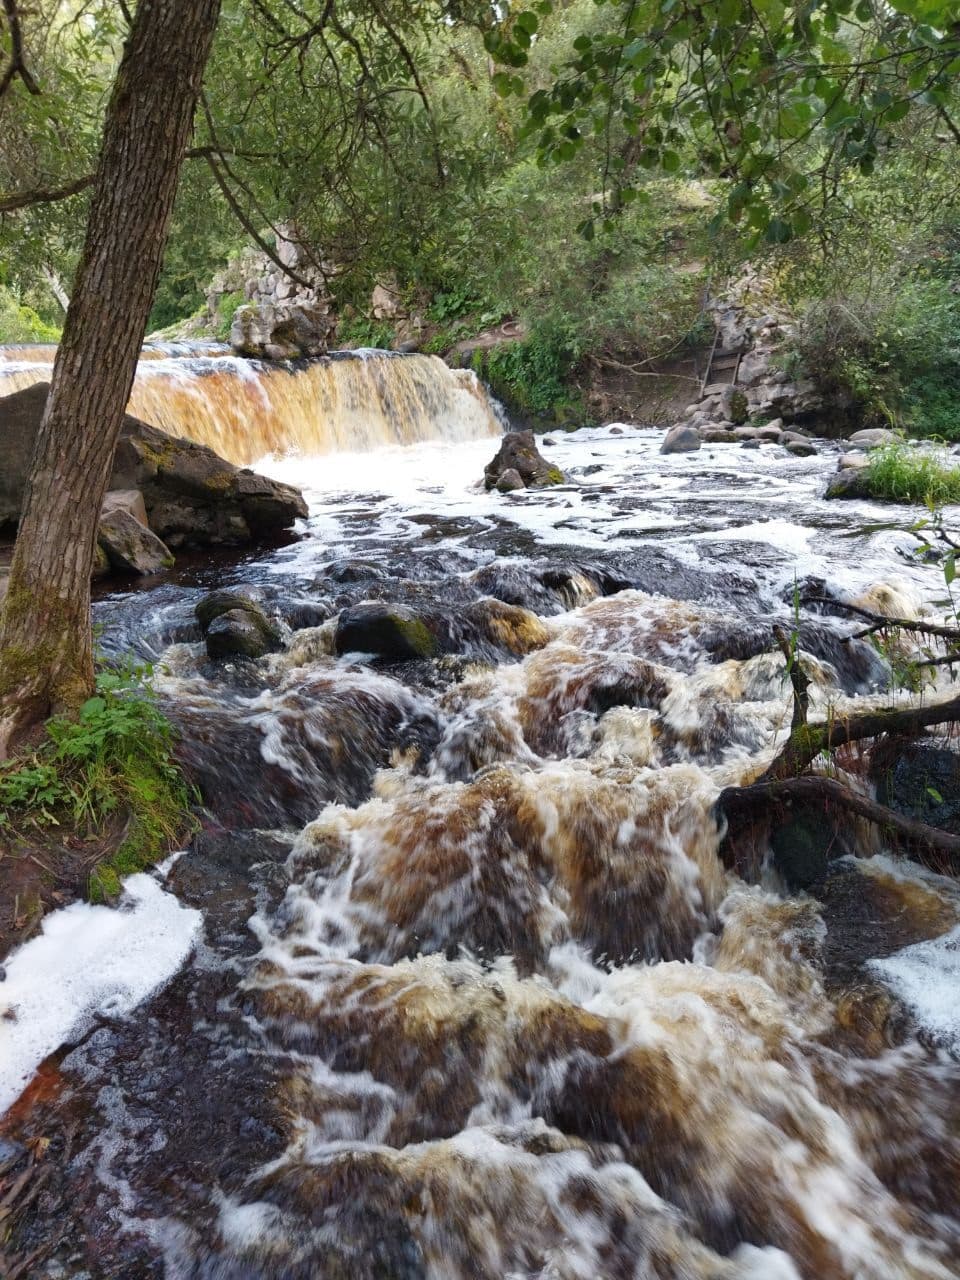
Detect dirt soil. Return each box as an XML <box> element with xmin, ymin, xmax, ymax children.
<box><xmin>0</xmin><ymin>820</ymin><xmax>125</xmax><ymax>964</ymax></box>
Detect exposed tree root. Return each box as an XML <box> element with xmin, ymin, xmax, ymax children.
<box><xmin>718</xmin><ymin>775</ymin><xmax>960</xmax><ymax>873</ymax></box>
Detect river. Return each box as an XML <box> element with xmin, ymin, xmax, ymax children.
<box><xmin>1</xmin><ymin>351</ymin><xmax>959</xmax><ymax>1279</ymax></box>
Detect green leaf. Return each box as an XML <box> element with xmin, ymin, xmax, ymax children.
<box><xmin>945</xmin><ymin>552</ymin><xmax>956</xmax><ymax>585</ymax></box>
<box><xmin>765</xmin><ymin>216</ymin><xmax>793</xmax><ymax>243</ymax></box>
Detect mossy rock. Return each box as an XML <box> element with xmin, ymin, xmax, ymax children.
<box><xmin>196</xmin><ymin>589</ymin><xmax>282</xmax><ymax>660</ymax></box>
<box><xmin>334</xmin><ymin>602</ymin><xmax>438</xmax><ymax>661</ymax></box>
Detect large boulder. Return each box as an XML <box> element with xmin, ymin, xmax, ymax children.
<box><xmin>484</xmin><ymin>431</ymin><xmax>564</xmax><ymax>490</ymax></box>
<box><xmin>335</xmin><ymin>602</ymin><xmax>439</xmax><ymax>661</ymax></box>
<box><xmin>848</xmin><ymin>428</ymin><xmax>899</xmax><ymax>449</ymax></box>
<box><xmin>660</xmin><ymin>424</ymin><xmax>701</xmax><ymax>455</ymax></box>
<box><xmin>0</xmin><ymin>382</ymin><xmax>46</xmax><ymax>528</ymax></box>
<box><xmin>0</xmin><ymin>382</ymin><xmax>308</xmax><ymax>546</ymax></box>
<box><xmin>230</xmin><ymin>302</ymin><xmax>334</xmax><ymax>360</ymax></box>
<box><xmin>98</xmin><ymin>507</ymin><xmax>174</xmax><ymax>576</ymax></box>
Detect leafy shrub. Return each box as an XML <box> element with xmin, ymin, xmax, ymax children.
<box><xmin>214</xmin><ymin>290</ymin><xmax>246</xmax><ymax>341</ymax></box>
<box><xmin>0</xmin><ymin>663</ymin><xmax>193</xmax><ymax>899</ymax></box>
<box><xmin>787</xmin><ymin>272</ymin><xmax>960</xmax><ymax>434</ymax></box>
<box><xmin>336</xmin><ymin>314</ymin><xmax>395</xmax><ymax>349</ymax></box>
<box><xmin>864</xmin><ymin>442</ymin><xmax>960</xmax><ymax>505</ymax></box>
<box><xmin>483</xmin><ymin>321</ymin><xmax>582</xmax><ymax>419</ymax></box>
<box><xmin>0</xmin><ymin>286</ymin><xmax>61</xmax><ymax>343</ymax></box>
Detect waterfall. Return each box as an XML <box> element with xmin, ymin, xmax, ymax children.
<box><xmin>0</xmin><ymin>344</ymin><xmax>502</xmax><ymax>465</ymax></box>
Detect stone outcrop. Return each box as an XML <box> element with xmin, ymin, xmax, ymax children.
<box><xmin>0</xmin><ymin>382</ymin><xmax>308</xmax><ymax>547</ymax></box>
<box><xmin>674</xmin><ymin>274</ymin><xmax>854</xmax><ymax>444</ymax></box>
<box><xmin>200</xmin><ymin>225</ymin><xmax>337</xmax><ymax>360</ymax></box>
<box><xmin>484</xmin><ymin>431</ymin><xmax>565</xmax><ymax>490</ymax></box>
<box><xmin>230</xmin><ymin>301</ymin><xmax>334</xmax><ymax>361</ymax></box>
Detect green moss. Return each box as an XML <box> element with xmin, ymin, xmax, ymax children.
<box><xmin>393</xmin><ymin>615</ymin><xmax>437</xmax><ymax>658</ymax></box>
<box><xmin>544</xmin><ymin>465</ymin><xmax>565</xmax><ymax>485</ymax></box>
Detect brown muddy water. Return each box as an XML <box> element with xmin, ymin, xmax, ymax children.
<box><xmin>1</xmin><ymin>351</ymin><xmax>960</xmax><ymax>1279</ymax></box>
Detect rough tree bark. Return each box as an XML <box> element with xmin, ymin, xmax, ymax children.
<box><xmin>0</xmin><ymin>0</ymin><xmax>222</xmax><ymax>755</ymax></box>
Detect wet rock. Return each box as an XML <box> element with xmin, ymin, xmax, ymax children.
<box><xmin>196</xmin><ymin>589</ymin><xmax>282</xmax><ymax>660</ymax></box>
<box><xmin>496</xmin><ymin>468</ymin><xmax>525</xmax><ymax>493</ymax></box>
<box><xmin>462</xmin><ymin>598</ymin><xmax>550</xmax><ymax>656</ymax></box>
<box><xmin>0</xmin><ymin>381</ymin><xmax>47</xmax><ymax>528</ymax></box>
<box><xmin>740</xmin><ymin>439</ymin><xmax>761</xmax><ymax>449</ymax></box>
<box><xmin>113</xmin><ymin>415</ymin><xmax>308</xmax><ymax>548</ymax></box>
<box><xmin>756</xmin><ymin>423</ymin><xmax>785</xmax><ymax>442</ymax></box>
<box><xmin>660</xmin><ymin>424</ymin><xmax>701</xmax><ymax>454</ymax></box>
<box><xmin>0</xmin><ymin>382</ymin><xmax>308</xmax><ymax>547</ymax></box>
<box><xmin>91</xmin><ymin>542</ymin><xmax>111</xmax><ymax>579</ymax></box>
<box><xmin>171</xmin><ymin>670</ymin><xmax>442</xmax><ymax>826</ymax></box>
<box><xmin>206</xmin><ymin>609</ymin><xmax>280</xmax><ymax>660</ymax></box>
<box><xmin>825</xmin><ymin>468</ymin><xmax>872</xmax><ymax>500</ymax></box>
<box><xmin>770</xmin><ymin>803</ymin><xmax>851</xmax><ymax>890</ymax></box>
<box><xmin>321</xmin><ymin>557</ymin><xmax>390</xmax><ymax>585</ymax></box>
<box><xmin>336</xmin><ymin>602</ymin><xmax>439</xmax><ymax>660</ymax></box>
<box><xmin>97</xmin><ymin>506</ymin><xmax>174</xmax><ymax>575</ymax></box>
<box><xmin>848</xmin><ymin>427</ymin><xmax>898</xmax><ymax>448</ymax></box>
<box><xmin>838</xmin><ymin>451</ymin><xmax>870</xmax><ymax>471</ymax></box>
<box><xmin>484</xmin><ymin>430</ymin><xmax>565</xmax><ymax>489</ymax></box>
<box><xmin>699</xmin><ymin>426</ymin><xmax>739</xmax><ymax>444</ymax></box>
<box><xmin>468</xmin><ymin>559</ymin><xmax>627</xmax><ymax>615</ymax></box>
<box><xmin>876</xmin><ymin>740</ymin><xmax>960</xmax><ymax>833</ymax></box>
<box><xmin>785</xmin><ymin>440</ymin><xmax>817</xmax><ymax>457</ymax></box>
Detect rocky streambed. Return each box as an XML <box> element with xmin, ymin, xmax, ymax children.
<box><xmin>2</xmin><ymin>425</ymin><xmax>960</xmax><ymax>1279</ymax></box>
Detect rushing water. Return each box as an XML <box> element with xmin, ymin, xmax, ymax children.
<box><xmin>3</xmin><ymin>415</ymin><xmax>960</xmax><ymax>1278</ymax></box>
<box><xmin>0</xmin><ymin>342</ymin><xmax>501</xmax><ymax>464</ymax></box>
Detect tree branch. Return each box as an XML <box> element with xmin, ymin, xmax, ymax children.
<box><xmin>763</xmin><ymin>692</ymin><xmax>960</xmax><ymax>781</ymax></box>
<box><xmin>0</xmin><ymin>0</ymin><xmax>41</xmax><ymax>100</ymax></box>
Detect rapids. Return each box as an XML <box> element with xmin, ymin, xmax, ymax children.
<box><xmin>3</xmin><ymin>415</ymin><xmax>960</xmax><ymax>1279</ymax></box>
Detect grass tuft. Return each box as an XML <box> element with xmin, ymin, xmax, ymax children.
<box><xmin>0</xmin><ymin>661</ymin><xmax>193</xmax><ymax>901</ymax></box>
<box><xmin>864</xmin><ymin>442</ymin><xmax>960</xmax><ymax>505</ymax></box>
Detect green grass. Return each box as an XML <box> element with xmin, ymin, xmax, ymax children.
<box><xmin>864</xmin><ymin>442</ymin><xmax>960</xmax><ymax>505</ymax></box>
<box><xmin>0</xmin><ymin>663</ymin><xmax>194</xmax><ymax>901</ymax></box>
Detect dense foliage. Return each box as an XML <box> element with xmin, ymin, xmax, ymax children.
<box><xmin>2</xmin><ymin>0</ymin><xmax>960</xmax><ymax>425</ymax></box>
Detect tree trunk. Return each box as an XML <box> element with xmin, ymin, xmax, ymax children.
<box><xmin>0</xmin><ymin>0</ymin><xmax>222</xmax><ymax>755</ymax></box>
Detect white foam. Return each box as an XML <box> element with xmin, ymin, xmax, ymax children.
<box><xmin>868</xmin><ymin>925</ymin><xmax>960</xmax><ymax>1052</ymax></box>
<box><xmin>0</xmin><ymin>873</ymin><xmax>202</xmax><ymax>1114</ymax></box>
